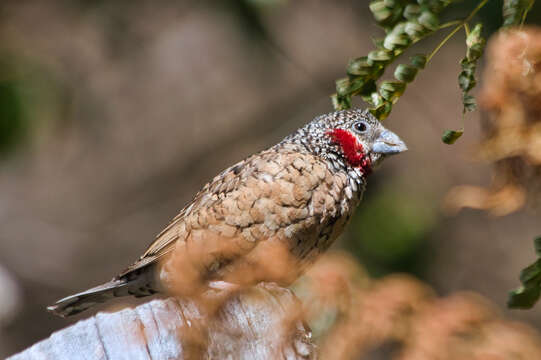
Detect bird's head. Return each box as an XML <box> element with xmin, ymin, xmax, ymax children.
<box><xmin>289</xmin><ymin>109</ymin><xmax>407</xmax><ymax>175</ymax></box>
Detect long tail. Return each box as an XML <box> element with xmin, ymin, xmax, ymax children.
<box><xmin>47</xmin><ymin>276</ymin><xmax>158</xmax><ymax>317</ymax></box>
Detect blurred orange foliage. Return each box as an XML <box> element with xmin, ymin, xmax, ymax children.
<box><xmin>296</xmin><ymin>252</ymin><xmax>541</xmax><ymax>359</ymax></box>
<box><xmin>445</xmin><ymin>27</ymin><xmax>541</xmax><ymax>215</ymax></box>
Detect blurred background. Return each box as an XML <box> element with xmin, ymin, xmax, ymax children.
<box><xmin>1</xmin><ymin>0</ymin><xmax>541</xmax><ymax>358</ymax></box>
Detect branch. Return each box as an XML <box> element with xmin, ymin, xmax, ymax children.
<box><xmin>8</xmin><ymin>284</ymin><xmax>315</xmax><ymax>360</ymax></box>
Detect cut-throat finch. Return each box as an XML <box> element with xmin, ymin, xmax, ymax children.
<box><xmin>48</xmin><ymin>108</ymin><xmax>407</xmax><ymax>317</ymax></box>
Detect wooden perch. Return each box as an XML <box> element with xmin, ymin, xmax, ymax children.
<box><xmin>8</xmin><ymin>283</ymin><xmax>315</xmax><ymax>360</ymax></box>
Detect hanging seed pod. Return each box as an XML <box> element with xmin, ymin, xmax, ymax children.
<box><xmin>458</xmin><ymin>62</ymin><xmax>476</xmax><ymax>92</ymax></box>
<box><xmin>404</xmin><ymin>4</ymin><xmax>422</xmax><ymax>20</ymax></box>
<box><xmin>503</xmin><ymin>0</ymin><xmax>535</xmax><ymax>27</ymax></box>
<box><xmin>331</xmin><ymin>94</ymin><xmax>340</xmax><ymax>109</ymax></box>
<box><xmin>359</xmin><ymin>79</ymin><xmax>378</xmax><ymax>98</ymax></box>
<box><xmin>384</xmin><ymin>32</ymin><xmax>411</xmax><ymax>50</ymax></box>
<box><xmin>369</xmin><ymin>0</ymin><xmax>404</xmax><ymax>28</ymax></box>
<box><xmin>418</xmin><ymin>11</ymin><xmax>439</xmax><ymax>31</ymax></box>
<box><xmin>331</xmin><ymin>94</ymin><xmax>352</xmax><ymax>111</ymax></box>
<box><xmin>364</xmin><ymin>91</ymin><xmax>384</xmax><ymax>107</ymax></box>
<box><xmin>348</xmin><ymin>78</ymin><xmax>367</xmax><ymax>94</ymax></box>
<box><xmin>458</xmin><ymin>23</ymin><xmax>486</xmax><ymax>114</ymax></box>
<box><xmin>372</xmin><ymin>64</ymin><xmax>386</xmax><ymax>78</ymax></box>
<box><xmin>466</xmin><ymin>23</ymin><xmax>486</xmax><ymax>61</ymax></box>
<box><xmin>331</xmin><ymin>0</ymin><xmax>454</xmax><ymax>116</ymax></box>
<box><xmin>394</xmin><ymin>64</ymin><xmax>418</xmax><ymax>82</ymax></box>
<box><xmin>458</xmin><ymin>73</ymin><xmax>476</xmax><ymax>93</ymax></box>
<box><xmin>462</xmin><ymin>94</ymin><xmax>477</xmax><ymax>112</ymax></box>
<box><xmin>347</xmin><ymin>56</ymin><xmax>374</xmax><ymax>77</ymax></box>
<box><xmin>410</xmin><ymin>54</ymin><xmax>427</xmax><ymax>69</ymax></box>
<box><xmin>336</xmin><ymin>78</ymin><xmax>351</xmax><ymax>97</ymax></box>
<box><xmin>379</xmin><ymin>81</ymin><xmax>406</xmax><ymax>103</ymax></box>
<box><xmin>370</xmin><ymin>101</ymin><xmax>393</xmax><ymax>120</ymax></box>
<box><xmin>383</xmin><ymin>23</ymin><xmax>411</xmax><ymax>51</ymax></box>
<box><xmin>418</xmin><ymin>0</ymin><xmax>452</xmax><ymax>13</ymax></box>
<box><xmin>405</xmin><ymin>21</ymin><xmax>426</xmax><ymax>40</ymax></box>
<box><xmin>442</xmin><ymin>129</ymin><xmax>464</xmax><ymax>144</ymax></box>
<box><xmin>368</xmin><ymin>49</ymin><xmax>394</xmax><ymax>64</ymax></box>
<box><xmin>369</xmin><ymin>1</ymin><xmax>392</xmax><ymax>22</ymax></box>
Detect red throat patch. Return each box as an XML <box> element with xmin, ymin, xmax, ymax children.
<box><xmin>326</xmin><ymin>128</ymin><xmax>372</xmax><ymax>174</ymax></box>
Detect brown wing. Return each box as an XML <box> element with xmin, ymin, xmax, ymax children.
<box><xmin>117</xmin><ymin>159</ymin><xmax>250</xmax><ymax>278</ymax></box>
<box><xmin>117</xmin><ymin>144</ymin><xmax>338</xmax><ymax>281</ymax></box>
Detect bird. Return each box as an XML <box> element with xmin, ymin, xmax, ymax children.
<box><xmin>47</xmin><ymin>108</ymin><xmax>407</xmax><ymax>317</ymax></box>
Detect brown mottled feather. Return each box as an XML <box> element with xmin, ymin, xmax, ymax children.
<box><xmin>119</xmin><ymin>143</ymin><xmax>356</xmax><ymax>286</ymax></box>
<box><xmin>47</xmin><ymin>109</ymin><xmax>405</xmax><ymax>317</ymax></box>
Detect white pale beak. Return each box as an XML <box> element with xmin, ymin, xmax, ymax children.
<box><xmin>372</xmin><ymin>129</ymin><xmax>407</xmax><ymax>155</ymax></box>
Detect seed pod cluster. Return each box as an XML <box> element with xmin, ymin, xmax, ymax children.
<box><xmin>441</xmin><ymin>23</ymin><xmax>485</xmax><ymax>145</ymax></box>
<box><xmin>503</xmin><ymin>0</ymin><xmax>535</xmax><ymax>27</ymax></box>
<box><xmin>459</xmin><ymin>24</ymin><xmax>485</xmax><ymax>113</ymax></box>
<box><xmin>332</xmin><ymin>0</ymin><xmax>452</xmax><ymax>119</ymax></box>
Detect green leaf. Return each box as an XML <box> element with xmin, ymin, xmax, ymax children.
<box><xmin>508</xmin><ymin>285</ymin><xmax>541</xmax><ymax>309</ymax></box>
<box><xmin>508</xmin><ymin>237</ymin><xmax>541</xmax><ymax>309</ymax></box>
<box><xmin>534</xmin><ymin>236</ymin><xmax>541</xmax><ymax>256</ymax></box>
<box><xmin>441</xmin><ymin>129</ymin><xmax>463</xmax><ymax>144</ymax></box>
<box><xmin>519</xmin><ymin>261</ymin><xmax>541</xmax><ymax>284</ymax></box>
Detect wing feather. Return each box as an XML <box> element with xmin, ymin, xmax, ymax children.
<box><xmin>117</xmin><ymin>160</ymin><xmax>249</xmax><ymax>278</ymax></box>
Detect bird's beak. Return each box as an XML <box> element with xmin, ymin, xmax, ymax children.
<box><xmin>372</xmin><ymin>129</ymin><xmax>407</xmax><ymax>155</ymax></box>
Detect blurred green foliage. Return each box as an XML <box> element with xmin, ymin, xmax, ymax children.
<box><xmin>0</xmin><ymin>55</ymin><xmax>65</xmax><ymax>157</ymax></box>
<box><xmin>0</xmin><ymin>80</ymin><xmax>26</xmax><ymax>155</ymax></box>
<box><xmin>215</xmin><ymin>0</ymin><xmax>276</xmax><ymax>42</ymax></box>
<box><xmin>509</xmin><ymin>237</ymin><xmax>541</xmax><ymax>309</ymax></box>
<box><xmin>0</xmin><ymin>57</ymin><xmax>29</xmax><ymax>156</ymax></box>
<box><xmin>345</xmin><ymin>185</ymin><xmax>437</xmax><ymax>277</ymax></box>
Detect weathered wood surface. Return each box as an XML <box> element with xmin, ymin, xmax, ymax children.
<box><xmin>8</xmin><ymin>284</ymin><xmax>315</xmax><ymax>360</ymax></box>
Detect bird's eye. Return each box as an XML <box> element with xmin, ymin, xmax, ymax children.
<box><xmin>353</xmin><ymin>121</ymin><xmax>368</xmax><ymax>133</ymax></box>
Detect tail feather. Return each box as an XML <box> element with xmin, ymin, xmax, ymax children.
<box><xmin>47</xmin><ymin>275</ymin><xmax>158</xmax><ymax>317</ymax></box>
<box><xmin>47</xmin><ymin>279</ymin><xmax>130</xmax><ymax>317</ymax></box>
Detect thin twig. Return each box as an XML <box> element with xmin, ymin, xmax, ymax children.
<box><xmin>427</xmin><ymin>25</ymin><xmax>464</xmax><ymax>63</ymax></box>
<box><xmin>520</xmin><ymin>0</ymin><xmax>536</xmax><ymax>27</ymax></box>
<box><xmin>427</xmin><ymin>0</ymin><xmax>491</xmax><ymax>63</ymax></box>
<box><xmin>439</xmin><ymin>20</ymin><xmax>462</xmax><ymax>29</ymax></box>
